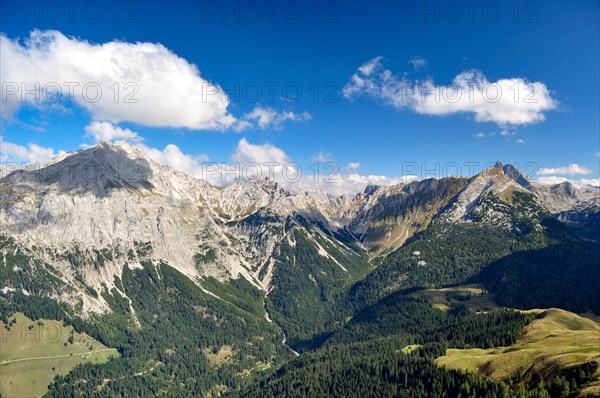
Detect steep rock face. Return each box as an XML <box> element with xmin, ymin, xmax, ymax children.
<box><xmin>442</xmin><ymin>165</ymin><xmax>532</xmax><ymax>224</ymax></box>
<box><xmin>498</xmin><ymin>162</ymin><xmax>532</xmax><ymax>190</ymax></box>
<box><xmin>0</xmin><ymin>144</ymin><xmax>248</xmax><ymax>296</ymax></box>
<box><xmin>558</xmin><ymin>197</ymin><xmax>600</xmax><ymax>222</ymax></box>
<box><xmin>348</xmin><ymin>178</ymin><xmax>468</xmax><ymax>254</ymax></box>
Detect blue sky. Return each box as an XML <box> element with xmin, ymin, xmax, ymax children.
<box><xmin>1</xmin><ymin>1</ymin><xmax>599</xmax><ymax>192</ymax></box>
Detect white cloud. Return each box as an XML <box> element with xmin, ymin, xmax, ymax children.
<box><xmin>84</xmin><ymin>121</ymin><xmax>142</xmax><ymax>143</ymax></box>
<box><xmin>537</xmin><ymin>176</ymin><xmax>568</xmax><ymax>185</ymax></box>
<box><xmin>578</xmin><ymin>178</ymin><xmax>600</xmax><ymax>187</ymax></box>
<box><xmin>317</xmin><ymin>173</ymin><xmax>410</xmax><ymax>196</ymax></box>
<box><xmin>345</xmin><ymin>162</ymin><xmax>361</xmax><ymax>170</ymax></box>
<box><xmin>1</xmin><ymin>30</ymin><xmax>235</xmax><ymax>130</ymax></box>
<box><xmin>234</xmin><ymin>106</ymin><xmax>311</xmax><ymax>131</ymax></box>
<box><xmin>500</xmin><ymin>129</ymin><xmax>516</xmax><ymax>136</ymax></box>
<box><xmin>344</xmin><ymin>57</ymin><xmax>558</xmax><ymax>127</ymax></box>
<box><xmin>138</xmin><ymin>143</ymin><xmax>209</xmax><ymax>178</ymax></box>
<box><xmin>537</xmin><ymin>176</ymin><xmax>599</xmax><ymax>187</ymax></box>
<box><xmin>165</xmin><ymin>138</ymin><xmax>409</xmax><ymax>195</ymax></box>
<box><xmin>358</xmin><ymin>56</ymin><xmax>383</xmax><ymax>76</ymax></box>
<box><xmin>232</xmin><ymin>138</ymin><xmax>290</xmax><ymax>166</ymax></box>
<box><xmin>538</xmin><ymin>164</ymin><xmax>592</xmax><ymax>176</ymax></box>
<box><xmin>408</xmin><ymin>56</ymin><xmax>427</xmax><ymax>71</ymax></box>
<box><xmin>312</xmin><ymin>152</ymin><xmax>334</xmax><ymax>163</ymax></box>
<box><xmin>537</xmin><ymin>164</ymin><xmax>597</xmax><ymax>187</ymax></box>
<box><xmin>473</xmin><ymin>131</ymin><xmax>497</xmax><ymax>139</ymax></box>
<box><xmin>231</xmin><ymin>120</ymin><xmax>254</xmax><ymax>133</ymax></box>
<box><xmin>0</xmin><ymin>139</ymin><xmax>63</xmax><ymax>164</ymax></box>
<box><xmin>197</xmin><ymin>138</ymin><xmax>296</xmax><ymax>185</ymax></box>
<box><xmin>516</xmin><ymin>138</ymin><xmax>526</xmax><ymax>144</ymax></box>
<box><xmin>139</xmin><ymin>138</ymin><xmax>420</xmax><ymax>195</ymax></box>
<box><xmin>225</xmin><ymin>139</ymin><xmax>412</xmax><ymax>196</ymax></box>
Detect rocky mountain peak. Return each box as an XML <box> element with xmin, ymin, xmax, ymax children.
<box><xmin>475</xmin><ymin>161</ymin><xmax>532</xmax><ymax>190</ymax></box>
<box><xmin>1</xmin><ymin>140</ymin><xmax>157</xmax><ymax>197</ymax></box>
<box><xmin>551</xmin><ymin>181</ymin><xmax>577</xmax><ymax>196</ymax></box>
<box><xmin>363</xmin><ymin>184</ymin><xmax>381</xmax><ymax>196</ymax></box>
<box><xmin>501</xmin><ymin>163</ymin><xmax>532</xmax><ymax>190</ymax></box>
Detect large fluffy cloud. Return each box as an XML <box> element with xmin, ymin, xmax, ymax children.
<box><xmin>232</xmin><ymin>137</ymin><xmax>290</xmax><ymax>166</ymax></box>
<box><xmin>344</xmin><ymin>57</ymin><xmax>558</xmax><ymax>127</ymax></box>
<box><xmin>1</xmin><ymin>30</ymin><xmax>235</xmax><ymax>130</ymax></box>
<box><xmin>208</xmin><ymin>138</ymin><xmax>296</xmax><ymax>185</ymax></box>
<box><xmin>1</xmin><ymin>31</ymin><xmax>311</xmax><ymax>133</ymax></box>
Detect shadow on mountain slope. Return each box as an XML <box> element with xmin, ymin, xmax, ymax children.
<box><xmin>1</xmin><ymin>143</ymin><xmax>155</xmax><ymax>199</ymax></box>
<box><xmin>474</xmin><ymin>242</ymin><xmax>600</xmax><ymax>314</ymax></box>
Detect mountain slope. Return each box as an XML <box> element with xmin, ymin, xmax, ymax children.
<box><xmin>0</xmin><ymin>142</ymin><xmax>369</xmax><ymax>315</ymax></box>
<box><xmin>347</xmin><ymin>177</ymin><xmax>468</xmax><ymax>254</ymax></box>
<box><xmin>437</xmin><ymin>309</ymin><xmax>600</xmax><ymax>396</ymax></box>
<box><xmin>348</xmin><ymin>164</ymin><xmax>600</xmax><ymax>313</ymax></box>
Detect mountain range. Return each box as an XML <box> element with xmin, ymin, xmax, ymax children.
<box><xmin>1</xmin><ymin>141</ymin><xmax>599</xmax><ymax>397</ymax></box>
<box><xmin>1</xmin><ymin>141</ymin><xmax>597</xmax><ymax>308</ymax></box>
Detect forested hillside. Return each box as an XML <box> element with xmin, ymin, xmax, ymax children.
<box><xmin>235</xmin><ymin>301</ymin><xmax>597</xmax><ymax>397</ymax></box>
<box><xmin>3</xmin><ymin>263</ymin><xmax>288</xmax><ymax>397</ymax></box>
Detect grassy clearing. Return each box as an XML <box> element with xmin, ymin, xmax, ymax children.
<box><xmin>203</xmin><ymin>345</ymin><xmax>234</xmax><ymax>366</ymax></box>
<box><xmin>0</xmin><ymin>312</ymin><xmax>118</xmax><ymax>398</ymax></box>
<box><xmin>436</xmin><ymin>308</ymin><xmax>600</xmax><ymax>396</ymax></box>
<box><xmin>397</xmin><ymin>344</ymin><xmax>421</xmax><ymax>354</ymax></box>
<box><xmin>408</xmin><ymin>284</ymin><xmax>500</xmax><ymax>312</ymax></box>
